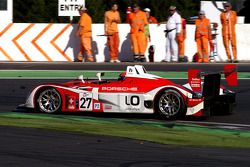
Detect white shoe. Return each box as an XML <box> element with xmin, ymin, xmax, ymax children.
<box><xmin>110</xmin><ymin>60</ymin><xmax>115</xmax><ymax>63</ymax></box>
<box><xmin>115</xmin><ymin>59</ymin><xmax>120</xmax><ymax>63</ymax></box>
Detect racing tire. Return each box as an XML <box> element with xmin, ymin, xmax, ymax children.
<box><xmin>37</xmin><ymin>88</ymin><xmax>62</xmax><ymax>113</ymax></box>
<box><xmin>155</xmin><ymin>89</ymin><xmax>185</xmax><ymax>119</ymax></box>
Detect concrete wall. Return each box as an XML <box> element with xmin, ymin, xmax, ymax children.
<box><xmin>0</xmin><ymin>23</ymin><xmax>249</xmax><ymax>62</ymax></box>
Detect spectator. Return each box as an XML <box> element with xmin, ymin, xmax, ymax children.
<box><xmin>195</xmin><ymin>10</ymin><xmax>212</xmax><ymax>63</ymax></box>
<box><xmin>220</xmin><ymin>2</ymin><xmax>238</xmax><ymax>63</ymax></box>
<box><xmin>160</xmin><ymin>6</ymin><xmax>182</xmax><ymax>63</ymax></box>
<box><xmin>144</xmin><ymin>8</ymin><xmax>158</xmax><ymax>24</ymax></box>
<box><xmin>76</xmin><ymin>7</ymin><xmax>94</xmax><ymax>62</ymax></box>
<box><xmin>104</xmin><ymin>3</ymin><xmax>121</xmax><ymax>63</ymax></box>
<box><xmin>128</xmin><ymin>4</ymin><xmax>148</xmax><ymax>62</ymax></box>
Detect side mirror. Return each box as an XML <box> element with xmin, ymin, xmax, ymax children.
<box><xmin>77</xmin><ymin>75</ymin><xmax>85</xmax><ymax>83</ymax></box>
<box><xmin>96</xmin><ymin>72</ymin><xmax>104</xmax><ymax>81</ymax></box>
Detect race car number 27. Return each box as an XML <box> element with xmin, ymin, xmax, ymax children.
<box><xmin>80</xmin><ymin>97</ymin><xmax>92</xmax><ymax>109</ymax></box>
<box><xmin>79</xmin><ymin>93</ymin><xmax>93</xmax><ymax>111</ymax></box>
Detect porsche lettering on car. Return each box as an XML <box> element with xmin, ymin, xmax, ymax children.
<box><xmin>17</xmin><ymin>65</ymin><xmax>237</xmax><ymax>119</ymax></box>
<box><xmin>101</xmin><ymin>87</ymin><xmax>138</xmax><ymax>91</ymax></box>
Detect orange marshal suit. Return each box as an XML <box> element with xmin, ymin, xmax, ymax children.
<box><xmin>129</xmin><ymin>10</ymin><xmax>148</xmax><ymax>56</ymax></box>
<box><xmin>78</xmin><ymin>13</ymin><xmax>93</xmax><ymax>61</ymax></box>
<box><xmin>195</xmin><ymin>18</ymin><xmax>211</xmax><ymax>63</ymax></box>
<box><xmin>220</xmin><ymin>10</ymin><xmax>237</xmax><ymax>60</ymax></box>
<box><xmin>104</xmin><ymin>10</ymin><xmax>120</xmax><ymax>61</ymax></box>
<box><xmin>178</xmin><ymin>18</ymin><xmax>186</xmax><ymax>58</ymax></box>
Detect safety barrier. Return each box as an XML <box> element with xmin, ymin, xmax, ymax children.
<box><xmin>0</xmin><ymin>23</ymin><xmax>249</xmax><ymax>62</ymax></box>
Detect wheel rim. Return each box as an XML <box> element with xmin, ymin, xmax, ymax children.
<box><xmin>158</xmin><ymin>91</ymin><xmax>181</xmax><ymax>117</ymax></box>
<box><xmin>38</xmin><ymin>89</ymin><xmax>61</xmax><ymax>113</ymax></box>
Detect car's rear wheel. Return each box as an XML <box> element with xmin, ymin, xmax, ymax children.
<box><xmin>155</xmin><ymin>89</ymin><xmax>185</xmax><ymax>119</ymax></box>
<box><xmin>37</xmin><ymin>88</ymin><xmax>61</xmax><ymax>113</ymax></box>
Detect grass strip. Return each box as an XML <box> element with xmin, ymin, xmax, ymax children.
<box><xmin>0</xmin><ymin>70</ymin><xmax>249</xmax><ymax>79</ymax></box>
<box><xmin>0</xmin><ymin>70</ymin><xmax>187</xmax><ymax>78</ymax></box>
<box><xmin>0</xmin><ymin>112</ymin><xmax>250</xmax><ymax>148</ymax></box>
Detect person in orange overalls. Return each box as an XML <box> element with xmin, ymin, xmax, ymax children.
<box><xmin>195</xmin><ymin>10</ymin><xmax>212</xmax><ymax>63</ymax></box>
<box><xmin>128</xmin><ymin>4</ymin><xmax>148</xmax><ymax>62</ymax></box>
<box><xmin>178</xmin><ymin>17</ymin><xmax>187</xmax><ymax>62</ymax></box>
<box><xmin>76</xmin><ymin>7</ymin><xmax>94</xmax><ymax>62</ymax></box>
<box><xmin>104</xmin><ymin>3</ymin><xmax>121</xmax><ymax>63</ymax></box>
<box><xmin>220</xmin><ymin>2</ymin><xmax>238</xmax><ymax>63</ymax></box>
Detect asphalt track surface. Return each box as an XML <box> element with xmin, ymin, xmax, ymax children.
<box><xmin>1</xmin><ymin>126</ymin><xmax>250</xmax><ymax>167</ymax></box>
<box><xmin>1</xmin><ymin>62</ymin><xmax>250</xmax><ymax>166</ymax></box>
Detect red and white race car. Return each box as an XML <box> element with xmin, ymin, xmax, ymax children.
<box><xmin>17</xmin><ymin>65</ymin><xmax>237</xmax><ymax>119</ymax></box>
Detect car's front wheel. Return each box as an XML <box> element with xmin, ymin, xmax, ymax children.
<box><xmin>37</xmin><ymin>88</ymin><xmax>61</xmax><ymax>113</ymax></box>
<box><xmin>155</xmin><ymin>89</ymin><xmax>185</xmax><ymax>119</ymax></box>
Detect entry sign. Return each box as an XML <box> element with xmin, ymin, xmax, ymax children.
<box><xmin>58</xmin><ymin>0</ymin><xmax>85</xmax><ymax>16</ymax></box>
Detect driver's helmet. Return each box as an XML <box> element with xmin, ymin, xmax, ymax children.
<box><xmin>118</xmin><ymin>72</ymin><xmax>126</xmax><ymax>81</ymax></box>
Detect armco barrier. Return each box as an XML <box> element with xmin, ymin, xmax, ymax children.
<box><xmin>0</xmin><ymin>23</ymin><xmax>249</xmax><ymax>62</ymax></box>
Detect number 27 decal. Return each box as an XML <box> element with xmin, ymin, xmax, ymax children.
<box><xmin>80</xmin><ymin>97</ymin><xmax>92</xmax><ymax>109</ymax></box>
<box><xmin>79</xmin><ymin>93</ymin><xmax>93</xmax><ymax>111</ymax></box>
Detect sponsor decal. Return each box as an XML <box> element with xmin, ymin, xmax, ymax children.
<box><xmin>104</xmin><ymin>105</ymin><xmax>112</xmax><ymax>110</ymax></box>
<box><xmin>101</xmin><ymin>87</ymin><xmax>138</xmax><ymax>92</ymax></box>
<box><xmin>187</xmin><ymin>98</ymin><xmax>203</xmax><ymax>107</ymax></box>
<box><xmin>94</xmin><ymin>103</ymin><xmax>101</xmax><ymax>110</ymax></box>
<box><xmin>68</xmin><ymin>96</ymin><xmax>75</xmax><ymax>109</ymax></box>
<box><xmin>81</xmin><ymin>92</ymin><xmax>89</xmax><ymax>97</ymax></box>
<box><xmin>125</xmin><ymin>108</ymin><xmax>140</xmax><ymax>112</ymax></box>
<box><xmin>188</xmin><ymin>69</ymin><xmax>201</xmax><ymax>92</ymax></box>
<box><xmin>125</xmin><ymin>95</ymin><xmax>140</xmax><ymax>106</ymax></box>
<box><xmin>120</xmin><ymin>95</ymin><xmax>144</xmax><ymax>112</ymax></box>
<box><xmin>127</xmin><ymin>67</ymin><xmax>134</xmax><ymax>75</ymax></box>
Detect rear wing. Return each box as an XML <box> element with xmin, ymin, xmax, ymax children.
<box><xmin>224</xmin><ymin>64</ymin><xmax>238</xmax><ymax>87</ymax></box>
<box><xmin>188</xmin><ymin>64</ymin><xmax>238</xmax><ymax>95</ymax></box>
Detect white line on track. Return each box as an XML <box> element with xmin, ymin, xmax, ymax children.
<box><xmin>177</xmin><ymin>120</ymin><xmax>250</xmax><ymax>129</ymax></box>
